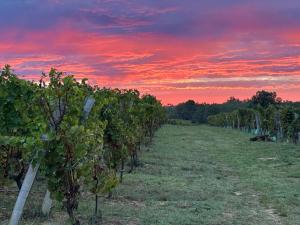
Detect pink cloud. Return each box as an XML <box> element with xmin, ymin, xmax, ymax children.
<box><xmin>1</xmin><ymin>23</ymin><xmax>300</xmax><ymax>104</ymax></box>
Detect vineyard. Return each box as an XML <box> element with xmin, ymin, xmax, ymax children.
<box><xmin>0</xmin><ymin>65</ymin><xmax>166</xmax><ymax>225</ymax></box>
<box><xmin>1</xmin><ymin>124</ymin><xmax>300</xmax><ymax>225</ymax></box>
<box><xmin>2</xmin><ymin>0</ymin><xmax>300</xmax><ymax>224</ymax></box>
<box><xmin>207</xmin><ymin>104</ymin><xmax>300</xmax><ymax>144</ymax></box>
<box><xmin>168</xmin><ymin>91</ymin><xmax>300</xmax><ymax>144</ymax></box>
<box><xmin>1</xmin><ymin>65</ymin><xmax>300</xmax><ymax>225</ymax></box>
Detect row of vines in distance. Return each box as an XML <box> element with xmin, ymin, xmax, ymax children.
<box><xmin>207</xmin><ymin>105</ymin><xmax>300</xmax><ymax>143</ymax></box>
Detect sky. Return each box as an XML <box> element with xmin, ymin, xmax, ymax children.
<box><xmin>1</xmin><ymin>0</ymin><xmax>300</xmax><ymax>104</ymax></box>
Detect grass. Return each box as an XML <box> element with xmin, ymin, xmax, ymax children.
<box><xmin>1</xmin><ymin>124</ymin><xmax>300</xmax><ymax>224</ymax></box>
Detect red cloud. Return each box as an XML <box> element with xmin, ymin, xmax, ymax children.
<box><xmin>1</xmin><ymin>25</ymin><xmax>300</xmax><ymax>104</ymax></box>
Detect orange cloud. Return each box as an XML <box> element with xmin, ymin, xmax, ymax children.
<box><xmin>1</xmin><ymin>26</ymin><xmax>300</xmax><ymax>104</ymax></box>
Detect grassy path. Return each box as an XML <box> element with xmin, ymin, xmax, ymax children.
<box><xmin>1</xmin><ymin>124</ymin><xmax>299</xmax><ymax>224</ymax></box>
<box><xmin>100</xmin><ymin>124</ymin><xmax>300</xmax><ymax>225</ymax></box>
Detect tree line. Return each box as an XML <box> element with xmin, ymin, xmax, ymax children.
<box><xmin>167</xmin><ymin>90</ymin><xmax>300</xmax><ymax>125</ymax></box>
<box><xmin>0</xmin><ymin>65</ymin><xmax>166</xmax><ymax>225</ymax></box>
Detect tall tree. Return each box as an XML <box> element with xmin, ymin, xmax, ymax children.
<box><xmin>250</xmin><ymin>90</ymin><xmax>281</xmax><ymax>108</ymax></box>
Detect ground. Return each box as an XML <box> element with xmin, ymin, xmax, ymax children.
<box><xmin>1</xmin><ymin>124</ymin><xmax>300</xmax><ymax>225</ymax></box>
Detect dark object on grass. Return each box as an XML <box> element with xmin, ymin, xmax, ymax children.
<box><xmin>250</xmin><ymin>135</ymin><xmax>273</xmax><ymax>142</ymax></box>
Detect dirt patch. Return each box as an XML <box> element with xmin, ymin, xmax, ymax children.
<box><xmin>108</xmin><ymin>196</ymin><xmax>146</xmax><ymax>208</ymax></box>
<box><xmin>223</xmin><ymin>212</ymin><xmax>234</xmax><ymax>219</ymax></box>
<box><xmin>258</xmin><ymin>157</ymin><xmax>277</xmax><ymax>161</ymax></box>
<box><xmin>103</xmin><ymin>219</ymin><xmax>140</xmax><ymax>225</ymax></box>
<box><xmin>265</xmin><ymin>208</ymin><xmax>281</xmax><ymax>225</ymax></box>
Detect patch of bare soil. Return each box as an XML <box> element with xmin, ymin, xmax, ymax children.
<box><xmin>107</xmin><ymin>196</ymin><xmax>146</xmax><ymax>208</ymax></box>
<box><xmin>265</xmin><ymin>208</ymin><xmax>281</xmax><ymax>225</ymax></box>
<box><xmin>257</xmin><ymin>157</ymin><xmax>277</xmax><ymax>161</ymax></box>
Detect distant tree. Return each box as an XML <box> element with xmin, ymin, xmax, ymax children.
<box><xmin>227</xmin><ymin>96</ymin><xmax>240</xmax><ymax>103</ymax></box>
<box><xmin>192</xmin><ymin>104</ymin><xmax>220</xmax><ymax>123</ymax></box>
<box><xmin>175</xmin><ymin>100</ymin><xmax>198</xmax><ymax>120</ymax></box>
<box><xmin>250</xmin><ymin>90</ymin><xmax>281</xmax><ymax>108</ymax></box>
<box><xmin>165</xmin><ymin>104</ymin><xmax>177</xmax><ymax>119</ymax></box>
<box><xmin>222</xmin><ymin>97</ymin><xmax>248</xmax><ymax>112</ymax></box>
<box><xmin>191</xmin><ymin>104</ymin><xmax>206</xmax><ymax>123</ymax></box>
<box><xmin>280</xmin><ymin>107</ymin><xmax>295</xmax><ymax>139</ymax></box>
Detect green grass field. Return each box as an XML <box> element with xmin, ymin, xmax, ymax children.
<box><xmin>1</xmin><ymin>124</ymin><xmax>300</xmax><ymax>225</ymax></box>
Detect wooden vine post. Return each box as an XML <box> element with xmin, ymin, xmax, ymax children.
<box><xmin>255</xmin><ymin>112</ymin><xmax>261</xmax><ymax>135</ymax></box>
<box><xmin>40</xmin><ymin>100</ymin><xmax>65</xmax><ymax>216</ymax></box>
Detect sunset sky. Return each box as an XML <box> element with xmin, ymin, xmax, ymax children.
<box><xmin>1</xmin><ymin>0</ymin><xmax>300</xmax><ymax>104</ymax></box>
